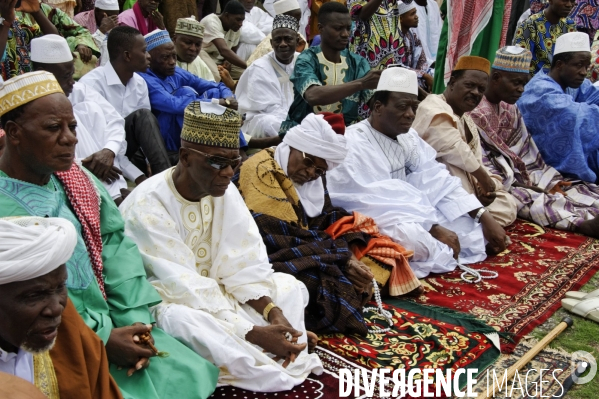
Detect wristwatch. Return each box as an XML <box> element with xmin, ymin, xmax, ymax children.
<box><xmin>262</xmin><ymin>302</ymin><xmax>279</xmax><ymax>321</ymax></box>
<box><xmin>474</xmin><ymin>208</ymin><xmax>487</xmax><ymax>224</ymax></box>
<box><xmin>225</xmin><ymin>99</ymin><xmax>231</xmax><ymax>106</ymax></box>
<box><xmin>0</xmin><ymin>17</ymin><xmax>11</xmax><ymax>28</ymax></box>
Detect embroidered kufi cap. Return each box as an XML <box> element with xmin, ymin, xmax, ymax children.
<box><xmin>95</xmin><ymin>0</ymin><xmax>119</xmax><ymax>10</ymax></box>
<box><xmin>554</xmin><ymin>32</ymin><xmax>591</xmax><ymax>56</ymax></box>
<box><xmin>30</xmin><ymin>34</ymin><xmax>74</xmax><ymax>64</ymax></box>
<box><xmin>181</xmin><ymin>102</ymin><xmax>242</xmax><ymax>148</ymax></box>
<box><xmin>272</xmin><ymin>14</ymin><xmax>300</xmax><ymax>32</ymax></box>
<box><xmin>492</xmin><ymin>46</ymin><xmax>532</xmax><ymax>74</ymax></box>
<box><xmin>176</xmin><ymin>16</ymin><xmax>204</xmax><ymax>38</ymax></box>
<box><xmin>273</xmin><ymin>0</ymin><xmax>300</xmax><ymax>14</ymax></box>
<box><xmin>454</xmin><ymin>55</ymin><xmax>491</xmax><ymax>75</ymax></box>
<box><xmin>397</xmin><ymin>1</ymin><xmax>416</xmax><ymax>15</ymax></box>
<box><xmin>144</xmin><ymin>29</ymin><xmax>172</xmax><ymax>52</ymax></box>
<box><xmin>0</xmin><ymin>71</ymin><xmax>64</xmax><ymax>116</ymax></box>
<box><xmin>376</xmin><ymin>66</ymin><xmax>418</xmax><ymax>95</ymax></box>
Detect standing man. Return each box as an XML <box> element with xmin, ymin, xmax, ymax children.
<box><xmin>397</xmin><ymin>2</ymin><xmax>433</xmax><ymax>93</ymax></box>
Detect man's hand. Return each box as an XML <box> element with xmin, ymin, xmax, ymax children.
<box><xmin>99</xmin><ymin>14</ymin><xmax>118</xmax><ymax>34</ymax></box>
<box><xmin>219</xmin><ymin>96</ymin><xmax>238</xmax><ymax>110</ymax></box>
<box><xmin>15</xmin><ymin>0</ymin><xmax>39</xmax><ymax>13</ymax></box>
<box><xmin>479</xmin><ymin>211</ymin><xmax>507</xmax><ymax>255</ymax></box>
<box><xmin>423</xmin><ymin>73</ymin><xmax>434</xmax><ymax>90</ymax></box>
<box><xmin>105</xmin><ymin>324</ymin><xmax>156</xmax><ymax>375</ymax></box>
<box><xmin>134</xmin><ymin>175</ymin><xmax>147</xmax><ymax>185</ymax></box>
<box><xmin>359</xmin><ymin>69</ymin><xmax>383</xmax><ymax>90</ymax></box>
<box><xmin>76</xmin><ymin>44</ymin><xmax>93</xmax><ymax>63</ymax></box>
<box><xmin>0</xmin><ymin>0</ymin><xmax>17</xmax><ymax>24</ymax></box>
<box><xmin>472</xmin><ymin>166</ymin><xmax>496</xmax><ymax>196</ymax></box>
<box><xmin>475</xmin><ymin>185</ymin><xmax>497</xmax><ymax>207</ymax></box>
<box><xmin>82</xmin><ymin>149</ymin><xmax>116</xmax><ymax>181</ymax></box>
<box><xmin>548</xmin><ymin>181</ymin><xmax>572</xmax><ymax>196</ymax></box>
<box><xmin>429</xmin><ymin>224</ymin><xmax>460</xmax><ymax>259</ymax></box>
<box><xmin>245</xmin><ymin>324</ymin><xmax>307</xmax><ymax>368</ymax></box>
<box><xmin>150</xmin><ymin>10</ymin><xmax>165</xmax><ymax>30</ymax></box>
<box><xmin>267</xmin><ymin>307</ymin><xmax>293</xmax><ymax>328</ymax></box>
<box><xmin>345</xmin><ymin>258</ymin><xmax>374</xmax><ymax>292</ymax></box>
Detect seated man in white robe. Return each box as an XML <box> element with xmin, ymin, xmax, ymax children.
<box><xmin>31</xmin><ymin>34</ymin><xmax>146</xmax><ymax>205</ymax></box>
<box><xmin>237</xmin><ymin>0</ymin><xmax>274</xmax><ymax>62</ymax></box>
<box><xmin>327</xmin><ymin>67</ymin><xmax>508</xmax><ymax>277</ymax></box>
<box><xmin>236</xmin><ymin>15</ymin><xmax>299</xmax><ymax>138</ymax></box>
<box><xmin>119</xmin><ymin>102</ymin><xmax>323</xmax><ymax>392</ymax></box>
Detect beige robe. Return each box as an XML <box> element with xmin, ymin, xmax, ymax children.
<box><xmin>412</xmin><ymin>94</ymin><xmax>517</xmax><ymax>227</ymax></box>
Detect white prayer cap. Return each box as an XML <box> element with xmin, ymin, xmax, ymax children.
<box><xmin>0</xmin><ymin>217</ymin><xmax>77</xmax><ymax>285</ymax></box>
<box><xmin>273</xmin><ymin>0</ymin><xmax>300</xmax><ymax>15</ymax></box>
<box><xmin>397</xmin><ymin>1</ymin><xmax>416</xmax><ymax>15</ymax></box>
<box><xmin>283</xmin><ymin>113</ymin><xmax>347</xmax><ymax>170</ymax></box>
<box><xmin>30</xmin><ymin>34</ymin><xmax>74</xmax><ymax>64</ymax></box>
<box><xmin>554</xmin><ymin>32</ymin><xmax>591</xmax><ymax>56</ymax></box>
<box><xmin>376</xmin><ymin>67</ymin><xmax>418</xmax><ymax>96</ymax></box>
<box><xmin>95</xmin><ymin>0</ymin><xmax>119</xmax><ymax>11</ymax></box>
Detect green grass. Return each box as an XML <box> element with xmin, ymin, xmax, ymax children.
<box><xmin>530</xmin><ymin>273</ymin><xmax>599</xmax><ymax>398</ymax></box>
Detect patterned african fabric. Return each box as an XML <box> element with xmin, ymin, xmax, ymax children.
<box><xmin>471</xmin><ymin>96</ymin><xmax>599</xmax><ymax>230</ymax></box>
<box><xmin>0</xmin><ymin>169</ymin><xmax>219</xmax><ymax>399</ymax></box>
<box><xmin>1</xmin><ymin>4</ymin><xmax>99</xmax><ymax>80</ymax></box>
<box><xmin>347</xmin><ymin>0</ymin><xmax>404</xmax><ymax>69</ymax></box>
<box><xmin>33</xmin><ymin>351</ymin><xmax>59</xmax><ymax>399</ymax></box>
<box><xmin>397</xmin><ymin>28</ymin><xmax>430</xmax><ymax>88</ymax></box>
<box><xmin>517</xmin><ymin>72</ymin><xmax>599</xmax><ymax>183</ymax></box>
<box><xmin>279</xmin><ymin>46</ymin><xmax>373</xmax><ymax>135</ymax></box>
<box><xmin>158</xmin><ymin>0</ymin><xmax>197</xmax><ymax>35</ymax></box>
<box><xmin>233</xmin><ymin>148</ymin><xmax>370</xmax><ymax>335</ymax></box>
<box><xmin>513</xmin><ymin>11</ymin><xmax>577</xmax><ymax>76</ymax></box>
<box><xmin>42</xmin><ymin>0</ymin><xmax>77</xmax><ymax>17</ymax></box>
<box><xmin>589</xmin><ymin>29</ymin><xmax>599</xmax><ymax>82</ymax></box>
<box><xmin>119</xmin><ymin>168</ymin><xmax>323</xmax><ymax>391</ymax></box>
<box><xmin>571</xmin><ymin>0</ymin><xmax>599</xmax><ymax>43</ymax></box>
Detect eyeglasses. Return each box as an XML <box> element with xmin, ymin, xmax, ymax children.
<box><xmin>302</xmin><ymin>152</ymin><xmax>326</xmax><ymax>177</ymax></box>
<box><xmin>184</xmin><ymin>147</ymin><xmax>242</xmax><ymax>170</ymax></box>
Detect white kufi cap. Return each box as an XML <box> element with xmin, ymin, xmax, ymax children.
<box><xmin>95</xmin><ymin>0</ymin><xmax>120</xmax><ymax>11</ymax></box>
<box><xmin>0</xmin><ymin>217</ymin><xmax>77</xmax><ymax>285</ymax></box>
<box><xmin>397</xmin><ymin>1</ymin><xmax>416</xmax><ymax>15</ymax></box>
<box><xmin>376</xmin><ymin>67</ymin><xmax>418</xmax><ymax>95</ymax></box>
<box><xmin>30</xmin><ymin>34</ymin><xmax>74</xmax><ymax>64</ymax></box>
<box><xmin>273</xmin><ymin>0</ymin><xmax>300</xmax><ymax>14</ymax></box>
<box><xmin>554</xmin><ymin>32</ymin><xmax>591</xmax><ymax>56</ymax></box>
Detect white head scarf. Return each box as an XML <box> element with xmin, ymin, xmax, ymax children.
<box><xmin>0</xmin><ymin>217</ymin><xmax>77</xmax><ymax>285</ymax></box>
<box><xmin>274</xmin><ymin>113</ymin><xmax>348</xmax><ymax>217</ymax></box>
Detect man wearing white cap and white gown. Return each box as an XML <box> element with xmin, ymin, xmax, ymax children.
<box><xmin>236</xmin><ymin>15</ymin><xmax>299</xmax><ymax>138</ymax></box>
<box><xmin>74</xmin><ymin>0</ymin><xmax>120</xmax><ymax>66</ymax></box>
<box><xmin>327</xmin><ymin>67</ymin><xmax>499</xmax><ymax>278</ymax></box>
<box><xmin>246</xmin><ymin>0</ymin><xmax>306</xmax><ymax>66</ymax></box>
<box><xmin>236</xmin><ymin>0</ymin><xmax>274</xmax><ymax>62</ymax></box>
<box><xmin>518</xmin><ymin>31</ymin><xmax>599</xmax><ymax>184</ymax></box>
<box><xmin>120</xmin><ymin>101</ymin><xmax>323</xmax><ymax>392</ymax></box>
<box><xmin>264</xmin><ymin>0</ymin><xmax>310</xmax><ymax>39</ymax></box>
<box><xmin>0</xmin><ymin>216</ymin><xmax>123</xmax><ymax>399</ymax></box>
<box><xmin>30</xmin><ymin>34</ymin><xmax>146</xmax><ymax>205</ymax></box>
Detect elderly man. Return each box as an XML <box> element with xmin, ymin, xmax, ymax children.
<box><xmin>74</xmin><ymin>0</ymin><xmax>120</xmax><ymax>65</ymax></box>
<box><xmin>175</xmin><ymin>17</ymin><xmax>215</xmax><ymax>82</ymax></box>
<box><xmin>199</xmin><ymin>1</ymin><xmax>247</xmax><ymax>80</ymax></box>
<box><xmin>471</xmin><ymin>46</ymin><xmax>599</xmax><ymax>237</ymax></box>
<box><xmin>0</xmin><ymin>216</ymin><xmax>123</xmax><ymax>399</ymax></box>
<box><xmin>412</xmin><ymin>56</ymin><xmax>518</xmax><ymax>229</ymax></box>
<box><xmin>235</xmin><ymin>111</ymin><xmax>419</xmax><ymax>333</ymax></box>
<box><xmin>0</xmin><ymin>71</ymin><xmax>219</xmax><ymax>399</ymax></box>
<box><xmin>513</xmin><ymin>0</ymin><xmax>576</xmax><ymax>76</ymax></box>
<box><xmin>327</xmin><ymin>68</ymin><xmax>506</xmax><ymax>278</ymax></box>
<box><xmin>31</xmin><ymin>34</ymin><xmax>145</xmax><ymax>204</ymax></box>
<box><xmin>246</xmin><ymin>0</ymin><xmax>306</xmax><ymax>66</ymax></box>
<box><xmin>79</xmin><ymin>26</ymin><xmax>172</xmax><ymax>174</ymax></box>
<box><xmin>518</xmin><ymin>32</ymin><xmax>599</xmax><ymax>184</ymax></box>
<box><xmin>118</xmin><ymin>0</ymin><xmax>166</xmax><ymax>33</ymax></box>
<box><xmin>139</xmin><ymin>29</ymin><xmax>240</xmax><ymax>156</ymax></box>
<box><xmin>236</xmin><ymin>15</ymin><xmax>299</xmax><ymax>138</ymax></box>
<box><xmin>119</xmin><ymin>102</ymin><xmax>323</xmax><ymax>392</ymax></box>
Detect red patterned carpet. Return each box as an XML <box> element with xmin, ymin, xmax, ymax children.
<box><xmin>413</xmin><ymin>219</ymin><xmax>599</xmax><ymax>353</ymax></box>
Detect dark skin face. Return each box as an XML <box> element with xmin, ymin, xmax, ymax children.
<box><xmin>286</xmin><ymin>147</ymin><xmax>328</xmax><ymax>186</ymax></box>
<box><xmin>137</xmin><ymin>0</ymin><xmax>161</xmax><ymax>16</ymax></box>
<box><xmin>551</xmin><ymin>51</ymin><xmax>591</xmax><ymax>90</ymax></box>
<box><xmin>318</xmin><ymin>12</ymin><xmax>351</xmax><ymax>52</ymax></box>
<box><xmin>149</xmin><ymin>42</ymin><xmax>177</xmax><ymax>77</ymax></box>
<box><xmin>127</xmin><ymin>34</ymin><xmax>152</xmax><ymax>73</ymax></box>
<box><xmin>240</xmin><ymin>0</ymin><xmax>255</xmax><ymax>12</ymax></box>
<box><xmin>1</xmin><ymin>94</ymin><xmax>78</xmax><ymax>185</ymax></box>
<box><xmin>271</xmin><ymin>28</ymin><xmax>298</xmax><ymax>64</ymax></box>
<box><xmin>36</xmin><ymin>61</ymin><xmax>76</xmax><ymax>97</ymax></box>
<box><xmin>400</xmin><ymin>8</ymin><xmax>419</xmax><ymax>30</ymax></box>
<box><xmin>444</xmin><ymin>70</ymin><xmax>489</xmax><ymax>116</ymax></box>
<box><xmin>174</xmin><ymin>33</ymin><xmax>203</xmax><ymax>64</ymax></box>
<box><xmin>547</xmin><ymin>0</ymin><xmax>576</xmax><ymax>19</ymax></box>
<box><xmin>93</xmin><ymin>7</ymin><xmax>119</xmax><ymax>27</ymax></box>
<box><xmin>370</xmin><ymin>92</ymin><xmax>419</xmax><ymax>138</ymax></box>
<box><xmin>486</xmin><ymin>69</ymin><xmax>529</xmax><ymax>105</ymax></box>
<box><xmin>174</xmin><ymin>142</ymin><xmax>239</xmax><ymax>201</ymax></box>
<box><xmin>221</xmin><ymin>12</ymin><xmax>245</xmax><ymax>32</ymax></box>
<box><xmin>0</xmin><ymin>265</ymin><xmax>68</xmax><ymax>354</ymax></box>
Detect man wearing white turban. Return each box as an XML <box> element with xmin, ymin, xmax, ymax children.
<box><xmin>0</xmin><ymin>217</ymin><xmax>123</xmax><ymax>399</ymax></box>
<box><xmin>235</xmin><ymin>112</ymin><xmax>421</xmax><ymax>336</ymax></box>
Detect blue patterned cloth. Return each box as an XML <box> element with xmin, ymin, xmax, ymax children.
<box><xmin>517</xmin><ymin>72</ymin><xmax>599</xmax><ymax>182</ymax></box>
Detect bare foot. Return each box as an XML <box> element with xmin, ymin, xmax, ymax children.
<box><xmin>306</xmin><ymin>331</ymin><xmax>318</xmax><ymax>351</ymax></box>
<box><xmin>576</xmin><ymin>217</ymin><xmax>599</xmax><ymax>239</ymax></box>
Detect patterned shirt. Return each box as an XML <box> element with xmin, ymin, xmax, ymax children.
<box><xmin>513</xmin><ymin>11</ymin><xmax>576</xmax><ymax>76</ymax></box>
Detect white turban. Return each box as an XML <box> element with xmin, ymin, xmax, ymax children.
<box><xmin>0</xmin><ymin>217</ymin><xmax>77</xmax><ymax>285</ymax></box>
<box><xmin>275</xmin><ymin>113</ymin><xmax>348</xmax><ymax>217</ymax></box>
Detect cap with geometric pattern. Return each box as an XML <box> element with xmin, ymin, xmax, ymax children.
<box><xmin>272</xmin><ymin>14</ymin><xmax>299</xmax><ymax>32</ymax></box>
<box><xmin>0</xmin><ymin>71</ymin><xmax>64</xmax><ymax>116</ymax></box>
<box><xmin>492</xmin><ymin>46</ymin><xmax>532</xmax><ymax>74</ymax></box>
<box><xmin>176</xmin><ymin>16</ymin><xmax>204</xmax><ymax>39</ymax></box>
<box><xmin>144</xmin><ymin>29</ymin><xmax>172</xmax><ymax>52</ymax></box>
<box><xmin>181</xmin><ymin>101</ymin><xmax>242</xmax><ymax>148</ymax></box>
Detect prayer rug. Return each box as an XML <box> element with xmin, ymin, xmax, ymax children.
<box><xmin>412</xmin><ymin>219</ymin><xmax>599</xmax><ymax>353</ymax></box>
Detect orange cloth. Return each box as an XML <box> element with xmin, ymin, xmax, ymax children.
<box><xmin>325</xmin><ymin>211</ymin><xmax>420</xmax><ymax>296</ymax></box>
<box><xmin>454</xmin><ymin>55</ymin><xmax>491</xmax><ymax>74</ymax></box>
<box><xmin>50</xmin><ymin>299</ymin><xmax>123</xmax><ymax>399</ymax></box>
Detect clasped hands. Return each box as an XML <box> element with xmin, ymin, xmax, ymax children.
<box><xmin>106</xmin><ymin>323</ymin><xmax>156</xmax><ymax>377</ymax></box>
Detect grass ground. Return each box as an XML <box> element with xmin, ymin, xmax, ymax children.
<box><xmin>531</xmin><ymin>272</ymin><xmax>599</xmax><ymax>398</ymax></box>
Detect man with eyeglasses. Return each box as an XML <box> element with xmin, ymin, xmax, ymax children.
<box><xmin>119</xmin><ymin>101</ymin><xmax>323</xmax><ymax>392</ymax></box>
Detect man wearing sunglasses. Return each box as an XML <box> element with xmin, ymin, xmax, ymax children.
<box><xmin>120</xmin><ymin>101</ymin><xmax>323</xmax><ymax>392</ymax></box>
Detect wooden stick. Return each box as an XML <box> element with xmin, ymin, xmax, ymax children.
<box><xmin>476</xmin><ymin>317</ymin><xmax>573</xmax><ymax>399</ymax></box>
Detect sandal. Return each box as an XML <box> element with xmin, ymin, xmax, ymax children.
<box><xmin>564</xmin><ymin>288</ymin><xmax>599</xmax><ymax>301</ymax></box>
<box><xmin>561</xmin><ymin>297</ymin><xmax>599</xmax><ymax>323</ymax></box>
